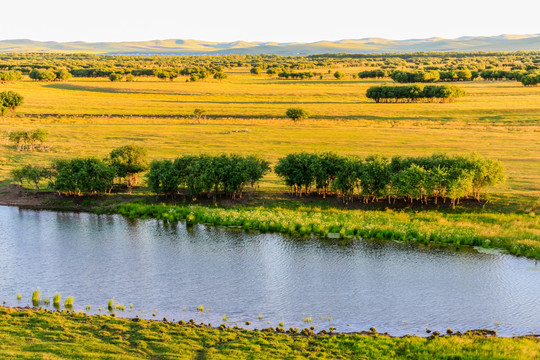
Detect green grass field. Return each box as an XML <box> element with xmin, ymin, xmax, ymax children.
<box><xmin>0</xmin><ymin>307</ymin><xmax>538</xmax><ymax>360</ymax></box>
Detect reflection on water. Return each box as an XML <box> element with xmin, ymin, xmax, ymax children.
<box><xmin>0</xmin><ymin>206</ymin><xmax>538</xmax><ymax>336</ymax></box>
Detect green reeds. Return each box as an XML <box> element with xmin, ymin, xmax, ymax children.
<box><xmin>64</xmin><ymin>296</ymin><xmax>74</xmax><ymax>309</ymax></box>
<box><xmin>16</xmin><ymin>294</ymin><xmax>21</xmax><ymax>301</ymax></box>
<box><xmin>197</xmin><ymin>305</ymin><xmax>204</xmax><ymax>312</ymax></box>
<box><xmin>32</xmin><ymin>289</ymin><xmax>40</xmax><ymax>306</ymax></box>
<box><xmin>116</xmin><ymin>203</ymin><xmax>540</xmax><ymax>259</ymax></box>
<box><xmin>107</xmin><ymin>299</ymin><xmax>114</xmax><ymax>311</ymax></box>
<box><xmin>53</xmin><ymin>293</ymin><xmax>61</xmax><ymax>308</ymax></box>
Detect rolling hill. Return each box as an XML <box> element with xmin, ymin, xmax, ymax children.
<box><xmin>1</xmin><ymin>34</ymin><xmax>539</xmax><ymax>55</ymax></box>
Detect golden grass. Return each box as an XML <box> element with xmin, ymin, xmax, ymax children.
<box><xmin>0</xmin><ymin>75</ymin><xmax>539</xmax><ymax>207</ymax></box>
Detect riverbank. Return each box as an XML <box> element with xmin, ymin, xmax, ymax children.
<box><xmin>0</xmin><ymin>186</ymin><xmax>538</xmax><ymax>259</ymax></box>
<box><xmin>0</xmin><ymin>306</ymin><xmax>538</xmax><ymax>359</ymax></box>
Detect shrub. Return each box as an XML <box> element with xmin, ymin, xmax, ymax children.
<box><xmin>285</xmin><ymin>108</ymin><xmax>310</xmax><ymax>121</ymax></box>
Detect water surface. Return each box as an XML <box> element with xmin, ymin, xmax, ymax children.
<box><xmin>0</xmin><ymin>206</ymin><xmax>538</xmax><ymax>336</ymax></box>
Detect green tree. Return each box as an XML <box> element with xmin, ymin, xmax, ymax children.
<box><xmin>213</xmin><ymin>72</ymin><xmax>228</xmax><ymax>81</ymax></box>
<box><xmin>109</xmin><ymin>145</ymin><xmax>149</xmax><ymax>191</ymax></box>
<box><xmin>55</xmin><ymin>69</ymin><xmax>72</xmax><ymax>81</ymax></box>
<box><xmin>333</xmin><ymin>71</ymin><xmax>345</xmax><ymax>79</ymax></box>
<box><xmin>109</xmin><ymin>73</ymin><xmax>123</xmax><ymax>82</ymax></box>
<box><xmin>0</xmin><ymin>91</ymin><xmax>24</xmax><ymax>112</ymax></box>
<box><xmin>285</xmin><ymin>108</ymin><xmax>310</xmax><ymax>121</ymax></box>
<box><xmin>53</xmin><ymin>158</ymin><xmax>115</xmax><ymax>195</ymax></box>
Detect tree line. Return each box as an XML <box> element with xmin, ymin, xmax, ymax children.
<box><xmin>365</xmin><ymin>84</ymin><xmax>466</xmax><ymax>103</ymax></box>
<box><xmin>147</xmin><ymin>155</ymin><xmax>270</xmax><ymax>201</ymax></box>
<box><xmin>390</xmin><ymin>69</ymin><xmax>480</xmax><ymax>83</ymax></box>
<box><xmin>277</xmin><ymin>71</ymin><xmax>316</xmax><ymax>79</ymax></box>
<box><xmin>275</xmin><ymin>153</ymin><xmax>505</xmax><ymax>207</ymax></box>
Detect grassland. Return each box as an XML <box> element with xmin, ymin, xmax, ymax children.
<box><xmin>1</xmin><ymin>73</ymin><xmax>539</xmax><ymax>206</ymax></box>
<box><xmin>0</xmin><ymin>307</ymin><xmax>538</xmax><ymax>359</ymax></box>
<box><xmin>0</xmin><ymin>67</ymin><xmax>539</xmax><ymax>357</ymax></box>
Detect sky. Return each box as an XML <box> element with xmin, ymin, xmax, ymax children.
<box><xmin>1</xmin><ymin>0</ymin><xmax>539</xmax><ymax>43</ymax></box>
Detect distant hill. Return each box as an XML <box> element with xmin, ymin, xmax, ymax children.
<box><xmin>1</xmin><ymin>34</ymin><xmax>540</xmax><ymax>55</ymax></box>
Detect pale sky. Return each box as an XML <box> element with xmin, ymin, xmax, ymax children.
<box><xmin>1</xmin><ymin>0</ymin><xmax>539</xmax><ymax>43</ymax></box>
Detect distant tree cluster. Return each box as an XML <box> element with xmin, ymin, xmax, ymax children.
<box><xmin>28</xmin><ymin>68</ymin><xmax>71</xmax><ymax>81</ymax></box>
<box><xmin>519</xmin><ymin>73</ymin><xmax>540</xmax><ymax>86</ymax></box>
<box><xmin>278</xmin><ymin>71</ymin><xmax>315</xmax><ymax>79</ymax></box>
<box><xmin>391</xmin><ymin>70</ymin><xmax>479</xmax><ymax>83</ymax></box>
<box><xmin>366</xmin><ymin>84</ymin><xmax>466</xmax><ymax>103</ymax></box>
<box><xmin>0</xmin><ymin>70</ymin><xmax>23</xmax><ymax>83</ymax></box>
<box><xmin>8</xmin><ymin>129</ymin><xmax>48</xmax><ymax>151</ymax></box>
<box><xmin>357</xmin><ymin>70</ymin><xmax>391</xmax><ymax>79</ymax></box>
<box><xmin>275</xmin><ymin>153</ymin><xmax>505</xmax><ymax>207</ymax></box>
<box><xmin>147</xmin><ymin>154</ymin><xmax>270</xmax><ymax>200</ymax></box>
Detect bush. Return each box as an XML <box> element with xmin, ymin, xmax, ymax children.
<box><xmin>0</xmin><ymin>91</ymin><xmax>24</xmax><ymax>112</ymax></box>
<box><xmin>285</xmin><ymin>108</ymin><xmax>310</xmax><ymax>121</ymax></box>
<box><xmin>52</xmin><ymin>158</ymin><xmax>115</xmax><ymax>195</ymax></box>
<box><xmin>0</xmin><ymin>70</ymin><xmax>23</xmax><ymax>83</ymax></box>
<box><xmin>109</xmin><ymin>73</ymin><xmax>123</xmax><ymax>82</ymax></box>
<box><xmin>29</xmin><ymin>69</ymin><xmax>57</xmax><ymax>81</ymax></box>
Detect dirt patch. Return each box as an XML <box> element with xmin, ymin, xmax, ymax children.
<box><xmin>0</xmin><ymin>185</ymin><xmax>56</xmax><ymax>208</ymax></box>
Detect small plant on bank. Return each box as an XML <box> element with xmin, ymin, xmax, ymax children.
<box><xmin>32</xmin><ymin>289</ymin><xmax>40</xmax><ymax>306</ymax></box>
<box><xmin>64</xmin><ymin>296</ymin><xmax>74</xmax><ymax>309</ymax></box>
<box><xmin>53</xmin><ymin>293</ymin><xmax>61</xmax><ymax>307</ymax></box>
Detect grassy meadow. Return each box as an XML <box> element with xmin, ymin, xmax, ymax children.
<box><xmin>1</xmin><ymin>72</ymin><xmax>539</xmax><ymax>208</ymax></box>
<box><xmin>0</xmin><ymin>307</ymin><xmax>538</xmax><ymax>360</ymax></box>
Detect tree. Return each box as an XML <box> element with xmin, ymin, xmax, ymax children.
<box><xmin>29</xmin><ymin>69</ymin><xmax>57</xmax><ymax>81</ymax></box>
<box><xmin>11</xmin><ymin>165</ymin><xmax>50</xmax><ymax>191</ymax></box>
<box><xmin>0</xmin><ymin>70</ymin><xmax>23</xmax><ymax>83</ymax></box>
<box><xmin>250</xmin><ymin>67</ymin><xmax>261</xmax><ymax>75</ymax></box>
<box><xmin>55</xmin><ymin>69</ymin><xmax>72</xmax><ymax>81</ymax></box>
<box><xmin>0</xmin><ymin>91</ymin><xmax>24</xmax><ymax>112</ymax></box>
<box><xmin>213</xmin><ymin>72</ymin><xmax>228</xmax><ymax>81</ymax></box>
<box><xmin>286</xmin><ymin>108</ymin><xmax>310</xmax><ymax>121</ymax></box>
<box><xmin>30</xmin><ymin>129</ymin><xmax>48</xmax><ymax>151</ymax></box>
<box><xmin>109</xmin><ymin>145</ymin><xmax>148</xmax><ymax>191</ymax></box>
<box><xmin>147</xmin><ymin>160</ymin><xmax>181</xmax><ymax>197</ymax></box>
<box><xmin>109</xmin><ymin>73</ymin><xmax>123</xmax><ymax>82</ymax></box>
<box><xmin>334</xmin><ymin>71</ymin><xmax>345</xmax><ymax>79</ymax></box>
<box><xmin>193</xmin><ymin>108</ymin><xmax>206</xmax><ymax>123</ymax></box>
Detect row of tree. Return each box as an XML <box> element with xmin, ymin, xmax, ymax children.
<box><xmin>274</xmin><ymin>153</ymin><xmax>505</xmax><ymax>207</ymax></box>
<box><xmin>277</xmin><ymin>71</ymin><xmax>316</xmax><ymax>79</ymax></box>
<box><xmin>357</xmin><ymin>70</ymin><xmax>391</xmax><ymax>79</ymax></box>
<box><xmin>147</xmin><ymin>155</ymin><xmax>270</xmax><ymax>201</ymax></box>
<box><xmin>29</xmin><ymin>69</ymin><xmax>72</xmax><ymax>81</ymax></box>
<box><xmin>17</xmin><ymin>145</ymin><xmax>149</xmax><ymax>194</ymax></box>
<box><xmin>391</xmin><ymin>69</ymin><xmax>480</xmax><ymax>83</ymax></box>
<box><xmin>365</xmin><ymin>84</ymin><xmax>466</xmax><ymax>103</ymax></box>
